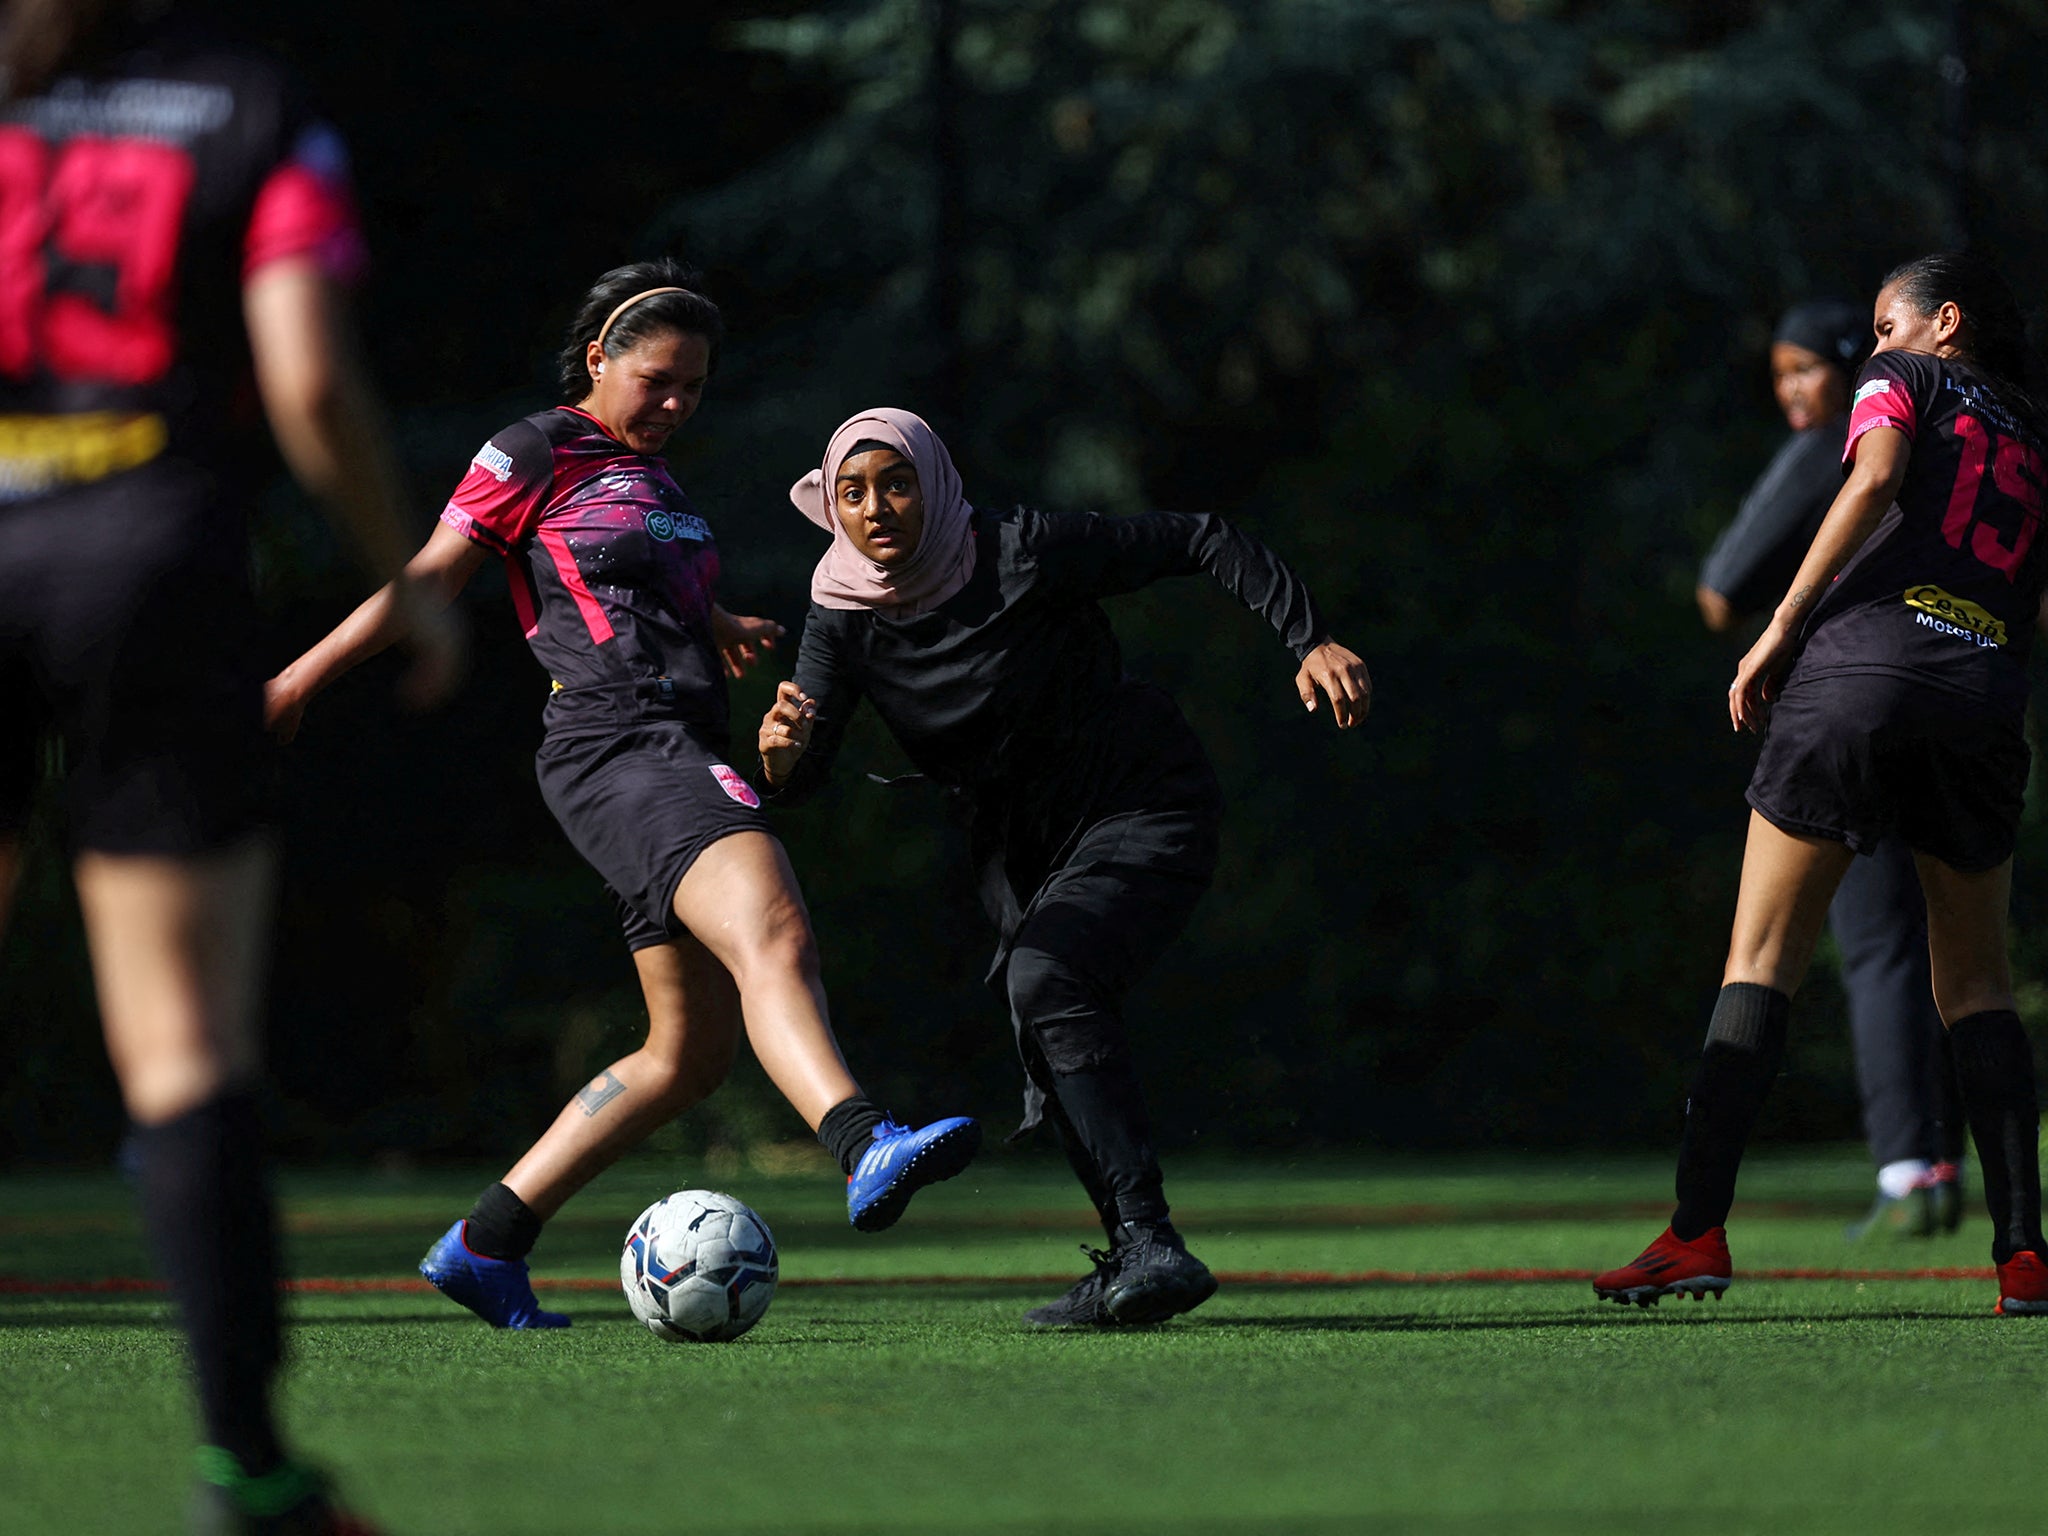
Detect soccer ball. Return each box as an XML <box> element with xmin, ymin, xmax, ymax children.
<box><xmin>620</xmin><ymin>1190</ymin><xmax>778</xmax><ymax>1342</ymax></box>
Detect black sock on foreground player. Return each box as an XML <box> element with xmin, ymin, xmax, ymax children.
<box><xmin>132</xmin><ymin>1092</ymin><xmax>284</xmax><ymax>1477</ymax></box>
<box><xmin>817</xmin><ymin>1094</ymin><xmax>887</xmax><ymax>1174</ymax></box>
<box><xmin>462</xmin><ymin>1182</ymin><xmax>544</xmax><ymax>1262</ymax></box>
<box><xmin>1947</xmin><ymin>1010</ymin><xmax>2048</xmax><ymax>1262</ymax></box>
<box><xmin>1673</xmin><ymin>982</ymin><xmax>1791</xmax><ymax>1241</ymax></box>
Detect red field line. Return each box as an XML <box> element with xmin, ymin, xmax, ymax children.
<box><xmin>0</xmin><ymin>1265</ymin><xmax>1999</xmax><ymax>1296</ymax></box>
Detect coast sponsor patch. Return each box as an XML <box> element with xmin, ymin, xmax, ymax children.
<box><xmin>709</xmin><ymin>763</ymin><xmax>761</xmax><ymax>809</ymax></box>
<box><xmin>1854</xmin><ymin>377</ymin><xmax>1892</xmax><ymax>406</ymax></box>
<box><xmin>1904</xmin><ymin>584</ymin><xmax>2007</xmax><ymax>648</ymax></box>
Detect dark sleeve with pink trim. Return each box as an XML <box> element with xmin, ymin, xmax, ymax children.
<box><xmin>438</xmin><ymin>419</ymin><xmax>553</xmax><ymax>554</ymax></box>
<box><xmin>242</xmin><ymin>119</ymin><xmax>367</xmax><ymax>284</ymax></box>
<box><xmin>1844</xmin><ymin>352</ymin><xmax>1929</xmax><ymax>464</ymax></box>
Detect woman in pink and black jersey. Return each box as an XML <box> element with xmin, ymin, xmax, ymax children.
<box><xmin>1595</xmin><ymin>252</ymin><xmax>2048</xmax><ymax>1317</ymax></box>
<box><xmin>269</xmin><ymin>262</ymin><xmax>979</xmax><ymax>1329</ymax></box>
<box><xmin>2</xmin><ymin>1</ymin><xmax>453</xmax><ymax>1529</ymax></box>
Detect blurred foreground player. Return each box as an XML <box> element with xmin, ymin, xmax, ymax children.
<box><xmin>267</xmin><ymin>265</ymin><xmax>978</xmax><ymax>1331</ymax></box>
<box><xmin>760</xmin><ymin>409</ymin><xmax>1369</xmax><ymax>1327</ymax></box>
<box><xmin>0</xmin><ymin>1</ymin><xmax>456</xmax><ymax>1530</ymax></box>
<box><xmin>1697</xmin><ymin>299</ymin><xmax>1963</xmax><ymax>1238</ymax></box>
<box><xmin>1595</xmin><ymin>253</ymin><xmax>2048</xmax><ymax>1315</ymax></box>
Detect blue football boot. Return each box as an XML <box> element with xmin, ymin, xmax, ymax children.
<box><xmin>417</xmin><ymin>1219</ymin><xmax>570</xmax><ymax>1329</ymax></box>
<box><xmin>846</xmin><ymin>1116</ymin><xmax>982</xmax><ymax>1232</ymax></box>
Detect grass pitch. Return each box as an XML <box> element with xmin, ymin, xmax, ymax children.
<box><xmin>3</xmin><ymin>1146</ymin><xmax>2043</xmax><ymax>1535</ymax></box>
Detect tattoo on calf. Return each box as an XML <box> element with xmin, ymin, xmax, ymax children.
<box><xmin>576</xmin><ymin>1069</ymin><xmax>627</xmax><ymax>1117</ymax></box>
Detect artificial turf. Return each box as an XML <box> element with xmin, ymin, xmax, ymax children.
<box><xmin>2</xmin><ymin>1147</ymin><xmax>2044</xmax><ymax>1535</ymax></box>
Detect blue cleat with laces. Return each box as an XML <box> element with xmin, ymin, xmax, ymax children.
<box><xmin>418</xmin><ymin>1220</ymin><xmax>570</xmax><ymax>1329</ymax></box>
<box><xmin>846</xmin><ymin>1117</ymin><xmax>982</xmax><ymax>1232</ymax></box>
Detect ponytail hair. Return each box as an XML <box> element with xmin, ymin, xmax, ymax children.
<box><xmin>555</xmin><ymin>260</ymin><xmax>724</xmax><ymax>403</ymax></box>
<box><xmin>1881</xmin><ymin>250</ymin><xmax>2047</xmax><ymax>448</ymax></box>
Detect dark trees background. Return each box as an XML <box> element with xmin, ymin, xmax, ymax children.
<box><xmin>6</xmin><ymin>0</ymin><xmax>2048</xmax><ymax>1163</ymax></box>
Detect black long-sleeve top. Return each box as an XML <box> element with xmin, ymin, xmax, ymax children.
<box><xmin>770</xmin><ymin>505</ymin><xmax>1325</xmax><ymax>886</ymax></box>
<box><xmin>1697</xmin><ymin>421</ymin><xmax>1848</xmax><ymax>615</ymax></box>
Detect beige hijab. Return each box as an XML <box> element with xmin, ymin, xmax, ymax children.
<box><xmin>789</xmin><ymin>408</ymin><xmax>977</xmax><ymax>615</ymax></box>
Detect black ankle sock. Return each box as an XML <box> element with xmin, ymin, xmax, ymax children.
<box><xmin>818</xmin><ymin>1094</ymin><xmax>886</xmax><ymax>1176</ymax></box>
<box><xmin>464</xmin><ymin>1183</ymin><xmax>543</xmax><ymax>1262</ymax></box>
<box><xmin>1049</xmin><ymin>1065</ymin><xmax>1170</xmax><ymax>1229</ymax></box>
<box><xmin>1673</xmin><ymin>983</ymin><xmax>1790</xmax><ymax>1241</ymax></box>
<box><xmin>130</xmin><ymin>1091</ymin><xmax>283</xmax><ymax>1477</ymax></box>
<box><xmin>1947</xmin><ymin>1009</ymin><xmax>2046</xmax><ymax>1263</ymax></box>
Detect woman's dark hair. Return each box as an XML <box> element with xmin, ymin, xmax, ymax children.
<box><xmin>556</xmin><ymin>260</ymin><xmax>724</xmax><ymax>403</ymax></box>
<box><xmin>1881</xmin><ymin>250</ymin><xmax>2046</xmax><ymax>446</ymax></box>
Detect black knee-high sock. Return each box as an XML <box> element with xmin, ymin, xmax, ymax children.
<box><xmin>131</xmin><ymin>1092</ymin><xmax>283</xmax><ymax>1475</ymax></box>
<box><xmin>817</xmin><ymin>1094</ymin><xmax>886</xmax><ymax>1176</ymax></box>
<box><xmin>1673</xmin><ymin>983</ymin><xmax>1791</xmax><ymax>1241</ymax></box>
<box><xmin>463</xmin><ymin>1183</ymin><xmax>543</xmax><ymax>1262</ymax></box>
<box><xmin>1947</xmin><ymin>1010</ymin><xmax>2047</xmax><ymax>1263</ymax></box>
<box><xmin>1048</xmin><ymin>1063</ymin><xmax>1171</xmax><ymax>1234</ymax></box>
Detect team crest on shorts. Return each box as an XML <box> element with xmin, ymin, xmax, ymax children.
<box><xmin>710</xmin><ymin>763</ymin><xmax>761</xmax><ymax>808</ymax></box>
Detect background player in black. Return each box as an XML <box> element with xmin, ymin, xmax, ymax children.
<box><xmin>0</xmin><ymin>2</ymin><xmax>454</xmax><ymax>1531</ymax></box>
<box><xmin>269</xmin><ymin>266</ymin><xmax>978</xmax><ymax>1331</ymax></box>
<box><xmin>1595</xmin><ymin>252</ymin><xmax>2048</xmax><ymax>1315</ymax></box>
<box><xmin>1698</xmin><ymin>299</ymin><xmax>1961</xmax><ymax>1237</ymax></box>
<box><xmin>759</xmin><ymin>408</ymin><xmax>1370</xmax><ymax>1328</ymax></box>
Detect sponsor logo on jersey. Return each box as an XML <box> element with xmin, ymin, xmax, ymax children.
<box><xmin>644</xmin><ymin>507</ymin><xmax>711</xmax><ymax>544</ymax></box>
<box><xmin>18</xmin><ymin>79</ymin><xmax>234</xmax><ymax>143</ymax></box>
<box><xmin>709</xmin><ymin>763</ymin><xmax>762</xmax><ymax>809</ymax></box>
<box><xmin>0</xmin><ymin>412</ymin><xmax>168</xmax><ymax>501</ymax></box>
<box><xmin>472</xmin><ymin>444</ymin><xmax>515</xmax><ymax>482</ymax></box>
<box><xmin>1855</xmin><ymin>378</ymin><xmax>1892</xmax><ymax>405</ymax></box>
<box><xmin>1904</xmin><ymin>584</ymin><xmax>2007</xmax><ymax>647</ymax></box>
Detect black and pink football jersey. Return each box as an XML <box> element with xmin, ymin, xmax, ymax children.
<box><xmin>1793</xmin><ymin>349</ymin><xmax>2048</xmax><ymax>709</ymax></box>
<box><xmin>0</xmin><ymin>18</ymin><xmax>363</xmax><ymax>500</ymax></box>
<box><xmin>440</xmin><ymin>407</ymin><xmax>727</xmax><ymax>735</ymax></box>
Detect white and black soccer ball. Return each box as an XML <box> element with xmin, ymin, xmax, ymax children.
<box><xmin>620</xmin><ymin>1190</ymin><xmax>778</xmax><ymax>1342</ymax></box>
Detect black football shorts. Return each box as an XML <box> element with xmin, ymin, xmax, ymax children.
<box><xmin>0</xmin><ymin>461</ymin><xmax>270</xmax><ymax>855</ymax></box>
<box><xmin>534</xmin><ymin>720</ymin><xmax>773</xmax><ymax>950</ymax></box>
<box><xmin>1747</xmin><ymin>669</ymin><xmax>2027</xmax><ymax>874</ymax></box>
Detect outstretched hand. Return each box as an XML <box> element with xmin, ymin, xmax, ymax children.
<box><xmin>758</xmin><ymin>679</ymin><xmax>817</xmax><ymax>785</ymax></box>
<box><xmin>1295</xmin><ymin>639</ymin><xmax>1371</xmax><ymax>729</ymax></box>
<box><xmin>1728</xmin><ymin>619</ymin><xmax>1797</xmax><ymax>734</ymax></box>
<box><xmin>713</xmin><ymin>606</ymin><xmax>784</xmax><ymax>679</ymax></box>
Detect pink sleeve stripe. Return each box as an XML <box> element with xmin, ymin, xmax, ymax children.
<box><xmin>537</xmin><ymin>525</ymin><xmax>615</xmax><ymax>645</ymax></box>
<box><xmin>243</xmin><ymin>162</ymin><xmax>367</xmax><ymax>284</ymax></box>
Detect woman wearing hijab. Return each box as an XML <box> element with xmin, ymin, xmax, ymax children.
<box><xmin>269</xmin><ymin>270</ymin><xmax>979</xmax><ymax>1332</ymax></box>
<box><xmin>758</xmin><ymin>408</ymin><xmax>1370</xmax><ymax>1328</ymax></box>
<box><xmin>1697</xmin><ymin>300</ymin><xmax>1963</xmax><ymax>1239</ymax></box>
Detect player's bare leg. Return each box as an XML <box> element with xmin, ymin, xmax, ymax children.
<box><xmin>502</xmin><ymin>931</ymin><xmax>742</xmax><ymax>1220</ymax></box>
<box><xmin>666</xmin><ymin>830</ymin><xmax>854</xmax><ymax>1127</ymax></box>
<box><xmin>1913</xmin><ymin>854</ymin><xmax>2046</xmax><ymax>1312</ymax></box>
<box><xmin>1721</xmin><ymin>812</ymin><xmax>1856</xmax><ymax>994</ymax></box>
<box><xmin>71</xmin><ymin>841</ymin><xmax>306</xmax><ymax>1496</ymax></box>
<box><xmin>1596</xmin><ymin>815</ymin><xmax>1853</xmax><ymax>1306</ymax></box>
<box><xmin>423</xmin><ymin>931</ymin><xmax>746</xmax><ymax>1330</ymax></box>
<box><xmin>670</xmin><ymin>830</ymin><xmax>980</xmax><ymax>1231</ymax></box>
